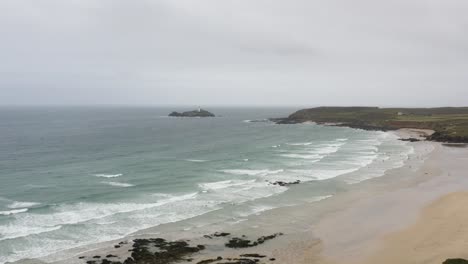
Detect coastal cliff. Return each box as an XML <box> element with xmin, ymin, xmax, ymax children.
<box><xmin>273</xmin><ymin>107</ymin><xmax>468</xmax><ymax>143</ymax></box>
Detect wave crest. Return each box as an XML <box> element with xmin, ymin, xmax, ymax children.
<box><xmin>94</xmin><ymin>173</ymin><xmax>122</xmax><ymax>178</ymax></box>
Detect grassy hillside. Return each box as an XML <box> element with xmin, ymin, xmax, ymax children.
<box><xmin>280</xmin><ymin>107</ymin><xmax>468</xmax><ymax>143</ymax></box>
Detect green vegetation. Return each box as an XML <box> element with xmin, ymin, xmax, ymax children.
<box><xmin>281</xmin><ymin>107</ymin><xmax>468</xmax><ymax>143</ymax></box>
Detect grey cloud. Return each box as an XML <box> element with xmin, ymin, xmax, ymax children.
<box><xmin>1</xmin><ymin>0</ymin><xmax>467</xmax><ymax>106</ymax></box>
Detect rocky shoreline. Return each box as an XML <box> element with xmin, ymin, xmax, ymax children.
<box><xmin>77</xmin><ymin>232</ymin><xmax>283</xmax><ymax>264</ymax></box>
<box><xmin>270</xmin><ymin>116</ymin><xmax>468</xmax><ymax>144</ymax></box>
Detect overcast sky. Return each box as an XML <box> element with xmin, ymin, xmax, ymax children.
<box><xmin>1</xmin><ymin>0</ymin><xmax>467</xmax><ymax>107</ymax></box>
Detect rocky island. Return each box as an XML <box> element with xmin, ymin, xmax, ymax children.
<box><xmin>169</xmin><ymin>109</ymin><xmax>215</xmax><ymax>117</ymax></box>
<box><xmin>272</xmin><ymin>106</ymin><xmax>468</xmax><ymax>143</ymax></box>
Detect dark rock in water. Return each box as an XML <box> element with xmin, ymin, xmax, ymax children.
<box><xmin>218</xmin><ymin>258</ymin><xmax>257</xmax><ymax>264</ymax></box>
<box><xmin>225</xmin><ymin>233</ymin><xmax>283</xmax><ymax>248</ymax></box>
<box><xmin>196</xmin><ymin>259</ymin><xmax>218</xmax><ymax>264</ymax></box>
<box><xmin>106</xmin><ymin>254</ymin><xmax>117</xmax><ymax>258</ymax></box>
<box><xmin>399</xmin><ymin>138</ymin><xmax>421</xmax><ymax>142</ymax></box>
<box><xmin>213</xmin><ymin>232</ymin><xmax>230</xmax><ymax>237</ymax></box>
<box><xmin>86</xmin><ymin>261</ymin><xmax>97</xmax><ymax>264</ymax></box>
<box><xmin>443</xmin><ymin>259</ymin><xmax>468</xmax><ymax>264</ymax></box>
<box><xmin>93</xmin><ymin>256</ymin><xmax>101</xmax><ymax>259</ymax></box>
<box><xmin>257</xmin><ymin>233</ymin><xmax>283</xmax><ymax>244</ymax></box>
<box><xmin>442</xmin><ymin>143</ymin><xmax>468</xmax><ymax>148</ymax></box>
<box><xmin>269</xmin><ymin>258</ymin><xmax>276</xmax><ymax>261</ymax></box>
<box><xmin>114</xmin><ymin>245</ymin><xmax>121</xmax><ymax>248</ymax></box>
<box><xmin>203</xmin><ymin>232</ymin><xmax>230</xmax><ymax>240</ymax></box>
<box><xmin>129</xmin><ymin>238</ymin><xmax>204</xmax><ymax>264</ymax></box>
<box><xmin>268</xmin><ymin>117</ymin><xmax>299</xmax><ymax>124</ymax></box>
<box><xmin>225</xmin><ymin>237</ymin><xmax>258</xmax><ymax>248</ymax></box>
<box><xmin>123</xmin><ymin>258</ymin><xmax>135</xmax><ymax>264</ymax></box>
<box><xmin>271</xmin><ymin>180</ymin><xmax>300</xmax><ymax>187</ymax></box>
<box><xmin>79</xmin><ymin>256</ymin><xmax>85</xmax><ymax>259</ymax></box>
<box><xmin>169</xmin><ymin>109</ymin><xmax>215</xmax><ymax>117</ymax></box>
<box><xmin>101</xmin><ymin>260</ymin><xmax>121</xmax><ymax>264</ymax></box>
<box><xmin>240</xmin><ymin>254</ymin><xmax>266</xmax><ymax>258</ymax></box>
<box><xmin>197</xmin><ymin>245</ymin><xmax>206</xmax><ymax>250</ymax></box>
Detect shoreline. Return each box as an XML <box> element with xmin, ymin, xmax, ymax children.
<box><xmin>19</xmin><ymin>129</ymin><xmax>468</xmax><ymax>264</ymax></box>
<box><xmin>304</xmin><ymin>137</ymin><xmax>468</xmax><ymax>264</ymax></box>
<box><xmin>271</xmin><ymin>106</ymin><xmax>468</xmax><ymax>143</ymax></box>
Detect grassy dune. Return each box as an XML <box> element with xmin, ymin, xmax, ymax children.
<box><xmin>280</xmin><ymin>107</ymin><xmax>468</xmax><ymax>142</ymax></box>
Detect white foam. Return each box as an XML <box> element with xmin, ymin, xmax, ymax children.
<box><xmin>200</xmin><ymin>181</ymin><xmax>286</xmax><ymax>206</ymax></box>
<box><xmin>101</xmin><ymin>181</ymin><xmax>134</xmax><ymax>187</ymax></box>
<box><xmin>0</xmin><ymin>193</ymin><xmax>209</xmax><ymax>264</ymax></box>
<box><xmin>0</xmin><ymin>208</ymin><xmax>28</xmax><ymax>216</ymax></box>
<box><xmin>0</xmin><ymin>192</ymin><xmax>199</xmax><ymax>241</ymax></box>
<box><xmin>199</xmin><ymin>180</ymin><xmax>256</xmax><ymax>191</ymax></box>
<box><xmin>237</xmin><ymin>204</ymin><xmax>278</xmax><ymax>217</ymax></box>
<box><xmin>309</xmin><ymin>143</ymin><xmax>344</xmax><ymax>155</ymax></box>
<box><xmin>185</xmin><ymin>159</ymin><xmax>208</xmax><ymax>163</ymax></box>
<box><xmin>281</xmin><ymin>140</ymin><xmax>346</xmax><ymax>162</ymax></box>
<box><xmin>342</xmin><ymin>154</ymin><xmax>378</xmax><ymax>167</ymax></box>
<box><xmin>292</xmin><ymin>168</ymin><xmax>359</xmax><ymax>181</ymax></box>
<box><xmin>0</xmin><ymin>225</ymin><xmax>62</xmax><ymax>240</ymax></box>
<box><xmin>243</xmin><ymin>119</ymin><xmax>269</xmax><ymax>123</ymax></box>
<box><xmin>8</xmin><ymin>201</ymin><xmax>41</xmax><ymax>209</ymax></box>
<box><xmin>338</xmin><ymin>132</ymin><xmax>421</xmax><ymax>184</ymax></box>
<box><xmin>286</xmin><ymin>142</ymin><xmax>313</xmax><ymax>146</ymax></box>
<box><xmin>280</xmin><ymin>153</ymin><xmax>322</xmax><ymax>160</ymax></box>
<box><xmin>220</xmin><ymin>169</ymin><xmax>284</xmax><ymax>176</ymax></box>
<box><xmin>94</xmin><ymin>173</ymin><xmax>122</xmax><ymax>178</ymax></box>
<box><xmin>312</xmin><ymin>195</ymin><xmax>333</xmax><ymax>202</ymax></box>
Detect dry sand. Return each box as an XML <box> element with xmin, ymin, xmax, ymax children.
<box><xmin>361</xmin><ymin>191</ymin><xmax>468</xmax><ymax>264</ymax></box>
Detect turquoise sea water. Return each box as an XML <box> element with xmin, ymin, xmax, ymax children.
<box><xmin>0</xmin><ymin>107</ymin><xmax>413</xmax><ymax>263</ymax></box>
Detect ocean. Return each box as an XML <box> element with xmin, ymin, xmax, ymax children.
<box><xmin>0</xmin><ymin>107</ymin><xmax>414</xmax><ymax>264</ymax></box>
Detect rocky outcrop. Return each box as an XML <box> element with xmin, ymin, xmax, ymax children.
<box><xmin>443</xmin><ymin>259</ymin><xmax>468</xmax><ymax>264</ymax></box>
<box><xmin>78</xmin><ymin>232</ymin><xmax>284</xmax><ymax>264</ymax></box>
<box><xmin>271</xmin><ymin>107</ymin><xmax>468</xmax><ymax>143</ymax></box>
<box><xmin>399</xmin><ymin>138</ymin><xmax>421</xmax><ymax>142</ymax></box>
<box><xmin>428</xmin><ymin>132</ymin><xmax>468</xmax><ymax>143</ymax></box>
<box><xmin>225</xmin><ymin>233</ymin><xmax>283</xmax><ymax>249</ymax></box>
<box><xmin>270</xmin><ymin>180</ymin><xmax>300</xmax><ymax>187</ymax></box>
<box><xmin>169</xmin><ymin>109</ymin><xmax>215</xmax><ymax>117</ymax></box>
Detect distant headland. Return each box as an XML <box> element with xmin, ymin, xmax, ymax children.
<box><xmin>169</xmin><ymin>108</ymin><xmax>215</xmax><ymax>117</ymax></box>
<box><xmin>272</xmin><ymin>106</ymin><xmax>468</xmax><ymax>143</ymax></box>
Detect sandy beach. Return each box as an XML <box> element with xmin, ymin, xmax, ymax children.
<box><xmin>361</xmin><ymin>191</ymin><xmax>468</xmax><ymax>264</ymax></box>
<box><xmin>297</xmin><ymin>130</ymin><xmax>468</xmax><ymax>264</ymax></box>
